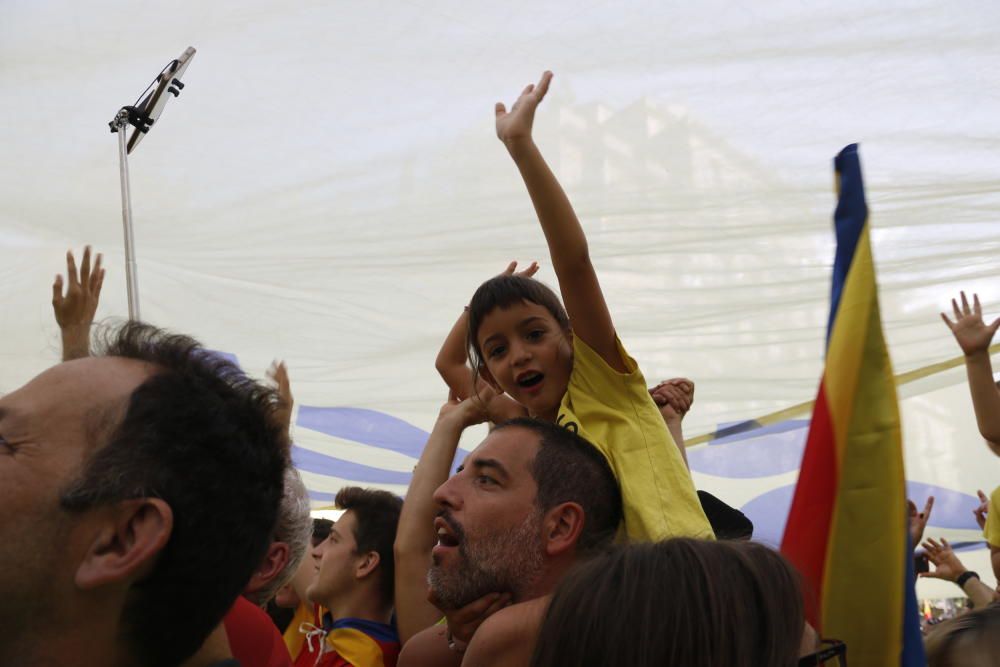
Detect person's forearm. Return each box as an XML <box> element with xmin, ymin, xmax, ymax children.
<box><xmin>964</xmin><ymin>351</ymin><xmax>1000</xmax><ymax>442</ymax></box>
<box><xmin>665</xmin><ymin>419</ymin><xmax>689</xmax><ymax>468</ymax></box>
<box><xmin>398</xmin><ymin>416</ymin><xmax>463</xmax><ymax>552</ymax></box>
<box><xmin>61</xmin><ymin>326</ymin><xmax>91</xmax><ymax>361</ymax></box>
<box><xmin>961</xmin><ymin>575</ymin><xmax>999</xmax><ymax>609</ymax></box>
<box><xmin>506</xmin><ymin>140</ymin><xmax>589</xmax><ymax>275</ymax></box>
<box><xmin>395</xmin><ymin>415</ymin><xmax>466</xmax><ymax>642</ymax></box>
<box><xmin>436</xmin><ymin>310</ymin><xmax>474</xmax><ymax>399</ymax></box>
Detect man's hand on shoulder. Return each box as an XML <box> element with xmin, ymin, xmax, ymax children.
<box><xmin>461</xmin><ymin>597</ymin><xmax>550</xmax><ymax>667</ymax></box>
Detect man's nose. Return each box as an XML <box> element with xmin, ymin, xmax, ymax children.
<box><xmin>433</xmin><ymin>475</ymin><xmax>463</xmax><ymax>511</ymax></box>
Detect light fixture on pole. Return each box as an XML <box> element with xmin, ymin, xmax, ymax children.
<box><xmin>108</xmin><ymin>47</ymin><xmax>196</xmax><ymax>321</ymax></box>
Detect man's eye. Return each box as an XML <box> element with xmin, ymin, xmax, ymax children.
<box><xmin>476</xmin><ymin>475</ymin><xmax>497</xmax><ymax>486</ymax></box>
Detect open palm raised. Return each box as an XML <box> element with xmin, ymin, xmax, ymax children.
<box><xmin>495</xmin><ymin>70</ymin><xmax>553</xmax><ymax>146</ymax></box>
<box><xmin>941</xmin><ymin>291</ymin><xmax>1000</xmax><ymax>356</ymax></box>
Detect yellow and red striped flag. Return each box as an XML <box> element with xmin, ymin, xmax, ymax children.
<box><xmin>781</xmin><ymin>144</ymin><xmax>924</xmax><ymax>666</ymax></box>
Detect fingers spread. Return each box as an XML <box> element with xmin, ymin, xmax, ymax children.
<box><xmin>536</xmin><ymin>70</ymin><xmax>553</xmax><ymax>98</ymax></box>
<box><xmin>90</xmin><ymin>253</ymin><xmax>104</xmax><ymax>291</ymax></box>
<box><xmin>67</xmin><ymin>250</ymin><xmax>80</xmax><ymax>287</ymax></box>
<box><xmin>80</xmin><ymin>246</ymin><xmax>92</xmax><ymax>285</ymax></box>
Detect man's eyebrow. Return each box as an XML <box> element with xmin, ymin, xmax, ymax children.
<box><xmin>518</xmin><ymin>316</ymin><xmax>547</xmax><ymax>327</ymax></box>
<box><xmin>471</xmin><ymin>457</ymin><xmax>510</xmax><ymax>480</ymax></box>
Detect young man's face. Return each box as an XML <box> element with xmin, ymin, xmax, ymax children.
<box><xmin>428</xmin><ymin>426</ymin><xmax>547</xmax><ymax>609</ymax></box>
<box><xmin>307</xmin><ymin>510</ymin><xmax>365</xmax><ymax>608</ymax></box>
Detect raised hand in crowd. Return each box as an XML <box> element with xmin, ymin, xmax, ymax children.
<box><xmin>429</xmin><ymin>589</ymin><xmax>512</xmax><ymax>650</ymax></box>
<box><xmin>52</xmin><ymin>246</ymin><xmax>104</xmax><ymax>361</ymax></box>
<box><xmin>267</xmin><ymin>360</ymin><xmax>294</xmax><ymax>437</ymax></box>
<box><xmin>908</xmin><ymin>496</ymin><xmax>935</xmax><ymax>548</ymax></box>
<box><xmin>919</xmin><ymin>537</ymin><xmax>998</xmax><ymax>609</ymax></box>
<box><xmin>974</xmin><ymin>490</ymin><xmax>989</xmax><ymax>530</ymax></box>
<box><xmin>495</xmin><ymin>72</ymin><xmax>551</xmax><ymax>149</ymax></box>
<box><xmin>435</xmin><ymin>262</ymin><xmax>535</xmax><ymax>424</ymax></box>
<box><xmin>941</xmin><ymin>291</ymin><xmax>1000</xmax><ymax>449</ymax></box>
<box><xmin>650</xmin><ymin>378</ymin><xmax>695</xmax><ymax>467</ymax></box>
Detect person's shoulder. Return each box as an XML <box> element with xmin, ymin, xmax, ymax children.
<box><xmin>463</xmin><ymin>597</ymin><xmax>550</xmax><ymax>663</ymax></box>
<box><xmin>990</xmin><ymin>485</ymin><xmax>1000</xmax><ymax>505</ymax></box>
<box><xmin>570</xmin><ymin>334</ymin><xmax>637</xmax><ymax>379</ymax></box>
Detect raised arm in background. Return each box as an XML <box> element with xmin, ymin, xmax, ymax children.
<box><xmin>52</xmin><ymin>246</ymin><xmax>104</xmax><ymax>361</ymax></box>
<box><xmin>941</xmin><ymin>291</ymin><xmax>1000</xmax><ymax>450</ymax></box>
<box><xmin>649</xmin><ymin>378</ymin><xmax>695</xmax><ymax>467</ymax></box>
<box><xmin>495</xmin><ymin>71</ymin><xmax>625</xmax><ymax>372</ymax></box>
<box><xmin>920</xmin><ymin>537</ymin><xmax>999</xmax><ymax>609</ymax></box>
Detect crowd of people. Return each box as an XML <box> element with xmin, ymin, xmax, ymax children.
<box><xmin>2</xmin><ymin>71</ymin><xmax>997</xmax><ymax>667</ymax></box>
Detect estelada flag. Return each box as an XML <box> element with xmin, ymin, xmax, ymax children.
<box><xmin>780</xmin><ymin>145</ymin><xmax>924</xmax><ymax>666</ymax></box>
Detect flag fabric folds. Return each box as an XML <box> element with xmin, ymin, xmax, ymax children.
<box><xmin>780</xmin><ymin>144</ymin><xmax>925</xmax><ymax>666</ymax></box>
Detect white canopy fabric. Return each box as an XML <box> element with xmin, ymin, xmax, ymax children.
<box><xmin>2</xmin><ymin>0</ymin><xmax>998</xmax><ymax>598</ymax></box>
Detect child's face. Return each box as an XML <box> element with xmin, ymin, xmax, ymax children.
<box><xmin>476</xmin><ymin>300</ymin><xmax>572</xmax><ymax>421</ymax></box>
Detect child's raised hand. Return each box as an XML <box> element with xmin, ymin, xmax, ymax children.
<box><xmin>501</xmin><ymin>260</ymin><xmax>540</xmax><ymax>279</ymax></box>
<box><xmin>495</xmin><ymin>71</ymin><xmax>553</xmax><ymax>148</ymax></box>
<box><xmin>941</xmin><ymin>291</ymin><xmax>1000</xmax><ymax>356</ymax></box>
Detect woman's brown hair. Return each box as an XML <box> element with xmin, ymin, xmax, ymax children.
<box><xmin>530</xmin><ymin>538</ymin><xmax>804</xmax><ymax>667</ymax></box>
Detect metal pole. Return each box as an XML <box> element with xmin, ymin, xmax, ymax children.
<box><xmin>115</xmin><ymin>110</ymin><xmax>141</xmax><ymax>321</ymax></box>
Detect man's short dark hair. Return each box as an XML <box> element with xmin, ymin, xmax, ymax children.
<box><xmin>494</xmin><ymin>418</ymin><xmax>622</xmax><ymax>554</ymax></box>
<box><xmin>312</xmin><ymin>518</ymin><xmax>334</xmax><ymax>547</ymax></box>
<box><xmin>335</xmin><ymin>487</ymin><xmax>403</xmax><ymax>607</ymax></box>
<box><xmin>59</xmin><ymin>322</ymin><xmax>289</xmax><ymax>667</ymax></box>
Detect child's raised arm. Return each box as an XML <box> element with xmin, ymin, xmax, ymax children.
<box><xmin>942</xmin><ymin>291</ymin><xmax>1000</xmax><ymax>446</ymax></box>
<box><xmin>495</xmin><ymin>71</ymin><xmax>626</xmax><ymax>372</ymax></box>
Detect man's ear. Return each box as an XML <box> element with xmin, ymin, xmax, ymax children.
<box><xmin>542</xmin><ymin>502</ymin><xmax>585</xmax><ymax>557</ymax></box>
<box><xmin>355</xmin><ymin>551</ymin><xmax>381</xmax><ymax>580</ymax></box>
<box><xmin>244</xmin><ymin>541</ymin><xmax>291</xmax><ymax>597</ymax></box>
<box><xmin>75</xmin><ymin>498</ymin><xmax>173</xmax><ymax>590</ymax></box>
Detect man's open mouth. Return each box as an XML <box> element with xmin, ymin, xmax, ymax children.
<box><xmin>434</xmin><ymin>515</ymin><xmax>462</xmax><ymax>548</ymax></box>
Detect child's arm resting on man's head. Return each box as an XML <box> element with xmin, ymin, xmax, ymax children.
<box><xmin>495</xmin><ymin>71</ymin><xmax>625</xmax><ymax>373</ymax></box>
<box><xmin>941</xmin><ymin>291</ymin><xmax>1000</xmax><ymax>445</ymax></box>
<box><xmin>435</xmin><ymin>262</ymin><xmax>535</xmax><ymax>423</ymax></box>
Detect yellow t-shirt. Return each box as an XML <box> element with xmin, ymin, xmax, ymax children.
<box><xmin>984</xmin><ymin>485</ymin><xmax>1000</xmax><ymax>548</ymax></box>
<box><xmin>557</xmin><ymin>335</ymin><xmax>714</xmax><ymax>541</ymax></box>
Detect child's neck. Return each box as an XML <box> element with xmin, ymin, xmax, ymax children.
<box><xmin>530</xmin><ymin>407</ymin><xmax>559</xmax><ymax>422</ymax></box>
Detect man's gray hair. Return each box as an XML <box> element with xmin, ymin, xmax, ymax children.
<box><xmin>244</xmin><ymin>466</ymin><xmax>312</xmax><ymax>605</ymax></box>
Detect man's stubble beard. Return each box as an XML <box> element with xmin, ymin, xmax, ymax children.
<box><xmin>427</xmin><ymin>510</ymin><xmax>546</xmax><ymax>610</ymax></box>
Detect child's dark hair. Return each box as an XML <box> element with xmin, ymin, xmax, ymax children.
<box><xmin>466</xmin><ymin>274</ymin><xmax>570</xmax><ymax>380</ymax></box>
